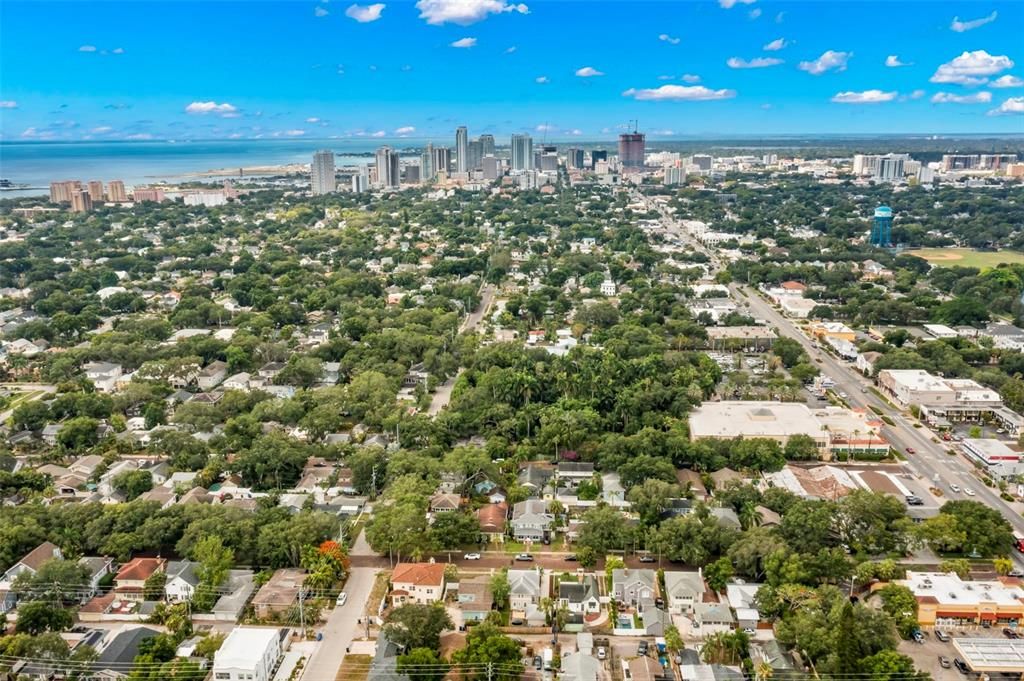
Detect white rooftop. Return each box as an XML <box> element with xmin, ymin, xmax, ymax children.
<box><xmin>214</xmin><ymin>627</ymin><xmax>279</xmax><ymax>669</ymax></box>
<box><xmin>900</xmin><ymin>572</ymin><xmax>1024</xmax><ymax>607</ymax></box>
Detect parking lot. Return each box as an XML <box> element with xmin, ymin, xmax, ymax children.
<box><xmin>898</xmin><ymin>626</ymin><xmax>1022</xmax><ymax>678</ymax></box>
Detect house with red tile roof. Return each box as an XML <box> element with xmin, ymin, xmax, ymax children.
<box><xmin>477</xmin><ymin>502</ymin><xmax>507</xmax><ymax>543</ymax></box>
<box><xmin>114</xmin><ymin>557</ymin><xmax>166</xmax><ymax>601</ymax></box>
<box><xmin>390</xmin><ymin>562</ymin><xmax>447</xmax><ymax>607</ymax></box>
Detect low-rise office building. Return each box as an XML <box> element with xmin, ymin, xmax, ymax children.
<box><xmin>961</xmin><ymin>439</ymin><xmax>1024</xmax><ymax>479</ymax></box>
<box><xmin>878</xmin><ymin>369</ymin><xmax>1020</xmax><ymax>432</ymax></box>
<box><xmin>213</xmin><ymin>627</ymin><xmax>284</xmax><ymax>681</ymax></box>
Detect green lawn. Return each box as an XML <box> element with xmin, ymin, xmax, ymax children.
<box><xmin>909</xmin><ymin>248</ymin><xmax>1024</xmax><ymax>269</ymax></box>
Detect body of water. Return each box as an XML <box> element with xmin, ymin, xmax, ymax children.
<box><xmin>0</xmin><ymin>139</ymin><xmax>428</xmax><ymax>198</ymax></box>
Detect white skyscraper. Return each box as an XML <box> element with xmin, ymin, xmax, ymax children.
<box><xmin>421</xmin><ymin>143</ymin><xmax>435</xmax><ymax>181</ymax></box>
<box><xmin>311</xmin><ymin>150</ymin><xmax>336</xmax><ymax>194</ymax></box>
<box><xmin>511</xmin><ymin>134</ymin><xmax>533</xmax><ymax>172</ymax></box>
<box><xmin>455</xmin><ymin>126</ymin><xmax>469</xmax><ymax>173</ymax></box>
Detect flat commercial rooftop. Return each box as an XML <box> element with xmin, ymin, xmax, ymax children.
<box><xmin>952</xmin><ymin>638</ymin><xmax>1024</xmax><ymax>672</ymax></box>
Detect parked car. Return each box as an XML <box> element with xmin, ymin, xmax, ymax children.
<box><xmin>638</xmin><ymin>640</ymin><xmax>649</xmax><ymax>656</ymax></box>
<box><xmin>564</xmin><ymin>554</ymin><xmax>578</xmax><ymax>562</ymax></box>
<box><xmin>515</xmin><ymin>553</ymin><xmax>534</xmax><ymax>561</ymax></box>
<box><xmin>638</xmin><ymin>555</ymin><xmax>656</xmax><ymax>563</ymax></box>
<box><xmin>533</xmin><ymin>655</ymin><xmax>542</xmax><ymax>669</ymax></box>
<box><xmin>597</xmin><ymin>647</ymin><xmax>607</xmax><ymax>661</ymax></box>
<box><xmin>1004</xmin><ymin>627</ymin><xmax>1019</xmax><ymax>639</ymax></box>
<box><xmin>912</xmin><ymin>630</ymin><xmax>925</xmax><ymax>644</ymax></box>
<box><xmin>939</xmin><ymin>657</ymin><xmax>951</xmax><ymax>669</ymax></box>
<box><xmin>463</xmin><ymin>553</ymin><xmax>481</xmax><ymax>560</ymax></box>
<box><xmin>954</xmin><ymin>658</ymin><xmax>970</xmax><ymax>674</ymax></box>
<box><xmin>1009</xmin><ymin>569</ymin><xmax>1024</xmax><ymax>577</ymax></box>
<box><xmin>336</xmin><ymin>592</ymin><xmax>348</xmax><ymax>606</ymax></box>
<box><xmin>905</xmin><ymin>495</ymin><xmax>924</xmax><ymax>506</ymax></box>
<box><xmin>935</xmin><ymin>630</ymin><xmax>950</xmax><ymax>642</ymax></box>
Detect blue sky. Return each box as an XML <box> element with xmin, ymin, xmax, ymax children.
<box><xmin>1</xmin><ymin>0</ymin><xmax>1023</xmax><ymax>141</ymax></box>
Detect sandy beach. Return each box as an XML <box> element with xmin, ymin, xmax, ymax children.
<box><xmin>179</xmin><ymin>163</ymin><xmax>310</xmax><ymax>178</ymax></box>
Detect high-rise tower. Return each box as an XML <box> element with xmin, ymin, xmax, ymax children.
<box><xmin>311</xmin><ymin>150</ymin><xmax>336</xmax><ymax>194</ymax></box>
<box><xmin>455</xmin><ymin>126</ymin><xmax>469</xmax><ymax>173</ymax></box>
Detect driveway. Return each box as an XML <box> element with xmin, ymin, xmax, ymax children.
<box><xmin>300</xmin><ymin>567</ymin><xmax>378</xmax><ymax>681</ymax></box>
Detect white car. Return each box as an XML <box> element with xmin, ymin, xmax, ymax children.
<box><xmin>964</xmin><ymin>487</ymin><xmax>976</xmax><ymax>496</ymax></box>
<box><xmin>336</xmin><ymin>592</ymin><xmax>348</xmax><ymax>606</ymax></box>
<box><xmin>463</xmin><ymin>553</ymin><xmax>481</xmax><ymax>560</ymax></box>
<box><xmin>597</xmin><ymin>647</ymin><xmax>607</xmax><ymax>661</ymax></box>
<box><xmin>950</xmin><ymin>484</ymin><xmax>961</xmax><ymax>494</ymax></box>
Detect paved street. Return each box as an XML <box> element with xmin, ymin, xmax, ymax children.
<box><xmin>428</xmin><ymin>284</ymin><xmax>496</xmax><ymax>415</ymax></box>
<box><xmin>299</xmin><ymin>566</ymin><xmax>378</xmax><ymax>681</ymax></box>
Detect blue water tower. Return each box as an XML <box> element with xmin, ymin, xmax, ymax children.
<box><xmin>871</xmin><ymin>206</ymin><xmax>893</xmax><ymax>247</ymax></box>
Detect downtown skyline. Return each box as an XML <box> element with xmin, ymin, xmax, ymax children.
<box><xmin>1</xmin><ymin>0</ymin><xmax>1023</xmax><ymax>142</ymax></box>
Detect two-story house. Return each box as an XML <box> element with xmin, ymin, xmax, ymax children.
<box><xmin>196</xmin><ymin>361</ymin><xmax>228</xmax><ymax>391</ymax></box>
<box><xmin>114</xmin><ymin>557</ymin><xmax>166</xmax><ymax>602</ymax></box>
<box><xmin>389</xmin><ymin>562</ymin><xmax>446</xmax><ymax>607</ymax></box>
<box><xmin>456</xmin><ymin>576</ymin><xmax>494</xmax><ymax>622</ymax></box>
<box><xmin>556</xmin><ymin>462</ymin><xmax>594</xmax><ymax>490</ymax></box>
<box><xmin>558</xmin><ymin>575</ymin><xmax>601</xmax><ymax>616</ymax></box>
<box><xmin>84</xmin><ymin>361</ymin><xmax>123</xmax><ymax>393</ymax></box>
<box><xmin>0</xmin><ymin>542</ymin><xmax>62</xmax><ymax>613</ymax></box>
<box><xmin>164</xmin><ymin>560</ymin><xmax>200</xmax><ymax>602</ymax></box>
<box><xmin>508</xmin><ymin>569</ymin><xmax>542</xmax><ymax>620</ymax></box>
<box><xmin>510</xmin><ymin>499</ymin><xmax>554</xmax><ymax>542</ymax></box>
<box><xmin>664</xmin><ymin>570</ymin><xmax>705</xmax><ymax>615</ymax></box>
<box><xmin>612</xmin><ymin>568</ymin><xmax>655</xmax><ymax>606</ymax></box>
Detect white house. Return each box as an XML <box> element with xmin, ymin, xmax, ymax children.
<box><xmin>165</xmin><ymin>560</ymin><xmax>200</xmax><ymax>602</ymax></box>
<box><xmin>664</xmin><ymin>570</ymin><xmax>705</xmax><ymax>615</ymax></box>
<box><xmin>389</xmin><ymin>562</ymin><xmax>446</xmax><ymax>606</ymax></box>
<box><xmin>84</xmin><ymin>361</ymin><xmax>123</xmax><ymax>393</ymax></box>
<box><xmin>223</xmin><ymin>372</ymin><xmax>252</xmax><ymax>391</ymax></box>
<box><xmin>213</xmin><ymin>627</ymin><xmax>283</xmax><ymax>681</ymax></box>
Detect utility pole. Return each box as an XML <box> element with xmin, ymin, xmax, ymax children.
<box><xmin>487</xmin><ymin>662</ymin><xmax>493</xmax><ymax>681</ymax></box>
<box><xmin>371</xmin><ymin>463</ymin><xmax>378</xmax><ymax>500</ymax></box>
<box><xmin>298</xmin><ymin>589</ymin><xmax>306</xmax><ymax>636</ymax></box>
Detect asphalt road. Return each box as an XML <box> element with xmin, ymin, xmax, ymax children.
<box><xmin>299</xmin><ymin>566</ymin><xmax>378</xmax><ymax>681</ymax></box>
<box><xmin>428</xmin><ymin>283</ymin><xmax>496</xmax><ymax>416</ymax></box>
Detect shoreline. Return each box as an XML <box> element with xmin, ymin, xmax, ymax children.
<box><xmin>170</xmin><ymin>163</ymin><xmax>310</xmax><ymax>179</ymax></box>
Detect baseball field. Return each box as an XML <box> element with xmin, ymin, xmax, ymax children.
<box><xmin>908</xmin><ymin>248</ymin><xmax>1024</xmax><ymax>269</ymax></box>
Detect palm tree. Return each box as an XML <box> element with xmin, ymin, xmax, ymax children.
<box><xmin>755</xmin><ymin>661</ymin><xmax>774</xmax><ymax>681</ymax></box>
<box><xmin>739</xmin><ymin>502</ymin><xmax>763</xmax><ymax>531</ymax></box>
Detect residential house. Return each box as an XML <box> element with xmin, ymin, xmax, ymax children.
<box><xmin>726</xmin><ymin>583</ymin><xmax>763</xmax><ymax>631</ymax></box>
<box><xmin>556</xmin><ymin>462</ymin><xmax>594</xmax><ymax>489</ymax></box>
<box><xmin>429</xmin><ymin>492</ymin><xmax>461</xmax><ymax>514</ymax></box>
<box><xmin>517</xmin><ymin>463</ymin><xmax>554</xmax><ymax>497</ymax></box>
<box><xmin>710</xmin><ymin>507</ymin><xmax>742</xmax><ymax>530</ymax></box>
<box><xmin>640</xmin><ymin>597</ymin><xmax>672</xmax><ymax>636</ymax></box>
<box><xmin>69</xmin><ymin>454</ymin><xmax>105</xmax><ymax>478</ymax></box>
<box><xmin>560</xmin><ymin>652</ymin><xmax>600</xmax><ymax>681</ymax></box>
<box><xmin>664</xmin><ymin>570</ymin><xmax>705</xmax><ymax>615</ymax></box>
<box><xmin>709</xmin><ymin>468</ymin><xmax>744</xmax><ymax>490</ymax></box>
<box><xmin>258</xmin><ymin>362</ymin><xmax>285</xmax><ymax>382</ymax></box>
<box><xmin>84</xmin><ymin>362</ymin><xmax>123</xmax><ymax>393</ymax></box>
<box><xmin>79</xmin><ymin>556</ymin><xmax>115</xmax><ymax>599</ymax></box>
<box><xmin>213</xmin><ymin>626</ymin><xmax>284</xmax><ymax>681</ymax></box>
<box><xmin>94</xmin><ymin>626</ymin><xmax>160</xmax><ymax>680</ymax></box>
<box><xmin>477</xmin><ymin>503</ymin><xmax>507</xmax><ymax>543</ymax></box>
<box><xmin>510</xmin><ymin>499</ymin><xmax>554</xmax><ymax>542</ymax></box>
<box><xmin>857</xmin><ymin>351</ymin><xmax>882</xmax><ymax>377</ymax></box>
<box><xmin>0</xmin><ymin>541</ymin><xmax>62</xmax><ymax>613</ymax></box>
<box><xmin>114</xmin><ymin>557</ymin><xmax>166</xmax><ymax>602</ymax></box>
<box><xmin>693</xmin><ymin>602</ymin><xmax>736</xmax><ymax>636</ymax></box>
<box><xmin>628</xmin><ymin>655</ymin><xmax>669</xmax><ymax>681</ymax></box>
<box><xmin>612</xmin><ymin>568</ymin><xmax>655</xmax><ymax>606</ymax></box>
<box><xmin>41</xmin><ymin>424</ymin><xmax>63</xmax><ymax>445</ymax></box>
<box><xmin>601</xmin><ymin>473</ymin><xmax>626</xmax><ymax>505</ymax></box>
<box><xmin>676</xmin><ymin>469</ymin><xmax>709</xmax><ymax>500</ymax></box>
<box><xmin>223</xmin><ymin>372</ymin><xmax>251</xmax><ymax>391</ymax></box>
<box><xmin>457</xmin><ymin>576</ymin><xmax>493</xmax><ymax>622</ymax></box>
<box><xmin>251</xmin><ymin>568</ymin><xmax>305</xmax><ymax>619</ymax></box>
<box><xmin>197</xmin><ymin>361</ymin><xmax>228</xmax><ymax>391</ymax></box>
<box><xmin>164</xmin><ymin>560</ymin><xmax>199</xmax><ymax>602</ymax></box>
<box><xmin>508</xmin><ymin>569</ymin><xmax>542</xmax><ymax>618</ymax></box>
<box><xmin>558</xmin><ymin>575</ymin><xmax>601</xmax><ymax>616</ymax></box>
<box><xmin>389</xmin><ymin>562</ymin><xmax>446</xmax><ymax>606</ymax></box>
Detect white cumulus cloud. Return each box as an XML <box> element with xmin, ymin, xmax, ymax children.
<box><xmin>395</xmin><ymin>126</ymin><xmax>416</xmax><ymax>135</ymax></box>
<box><xmin>748</xmin><ymin>8</ymin><xmax>761</xmax><ymax>19</ymax></box>
<box><xmin>370</xmin><ymin>130</ymin><xmax>386</xmax><ymax>137</ymax></box>
<box><xmin>450</xmin><ymin>37</ymin><xmax>477</xmax><ymax>48</ymax></box>
<box><xmin>0</xmin><ymin>101</ymin><xmax>16</xmax><ymax>109</ymax></box>
<box><xmin>79</xmin><ymin>45</ymin><xmax>97</xmax><ymax>52</ymax></box>
<box><xmin>990</xmin><ymin>75</ymin><xmax>1024</xmax><ymax>88</ymax></box>
<box><xmin>622</xmin><ymin>84</ymin><xmax>736</xmax><ymax>101</ymax></box>
<box><xmin>575</xmin><ymin>66</ymin><xmax>604</xmax><ymax>77</ymax></box>
<box><xmin>90</xmin><ymin>126</ymin><xmax>114</xmax><ymax>133</ymax></box>
<box><xmin>416</xmin><ymin>0</ymin><xmax>527</xmax><ymax>25</ymax></box>
<box><xmin>285</xmin><ymin>129</ymin><xmax>307</xmax><ymax>136</ymax></box>
<box><xmin>681</xmin><ymin>74</ymin><xmax>701</xmax><ymax>83</ymax></box>
<box><xmin>718</xmin><ymin>0</ymin><xmax>755</xmax><ymax>7</ymax></box>
<box><xmin>315</xmin><ymin>6</ymin><xmax>329</xmax><ymax>16</ymax></box>
<box><xmin>569</xmin><ymin>129</ymin><xmax>583</xmax><ymax>136</ymax></box>
<box><xmin>727</xmin><ymin>56</ymin><xmax>783</xmax><ymax>69</ymax></box>
<box><xmin>931</xmin><ymin>50</ymin><xmax>1013</xmax><ymax>86</ymax></box>
<box><xmin>763</xmin><ymin>38</ymin><xmax>787</xmax><ymax>51</ymax></box>
<box><xmin>535</xmin><ymin>124</ymin><xmax>555</xmax><ymax>132</ymax></box>
<box><xmin>931</xmin><ymin>91</ymin><xmax>993</xmax><ymax>104</ymax></box>
<box><xmin>505</xmin><ymin>46</ymin><xmax>516</xmax><ymax>53</ymax></box>
<box><xmin>831</xmin><ymin>89</ymin><xmax>898</xmax><ymax>104</ymax></box>
<box><xmin>885</xmin><ymin>55</ymin><xmax>911</xmax><ymax>67</ymax></box>
<box><xmin>185</xmin><ymin>101</ymin><xmax>238</xmax><ymax>115</ymax></box>
<box><xmin>535</xmin><ymin>76</ymin><xmax>549</xmax><ymax>84</ymax></box>
<box><xmin>988</xmin><ymin>97</ymin><xmax>1024</xmax><ymax>115</ymax></box>
<box><xmin>798</xmin><ymin>50</ymin><xmax>851</xmax><ymax>75</ymax></box>
<box><xmin>659</xmin><ymin>34</ymin><xmax>681</xmax><ymax>45</ymax></box>
<box><xmin>950</xmin><ymin>10</ymin><xmax>997</xmax><ymax>32</ymax></box>
<box><xmin>112</xmin><ymin>48</ymin><xmax>125</xmax><ymax>55</ymax></box>
<box><xmin>909</xmin><ymin>89</ymin><xmax>926</xmax><ymax>99</ymax></box>
<box><xmin>345</xmin><ymin>3</ymin><xmax>385</xmax><ymax>22</ymax></box>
